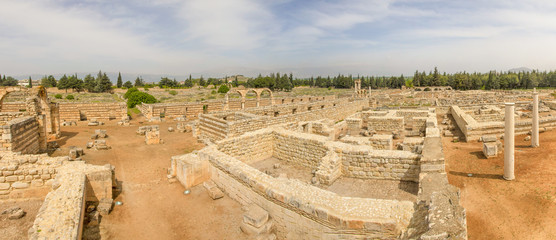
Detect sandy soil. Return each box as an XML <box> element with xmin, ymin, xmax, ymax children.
<box><xmin>251</xmin><ymin>157</ymin><xmax>418</xmax><ymax>201</ymax></box>
<box><xmin>51</xmin><ymin>117</ymin><xmax>244</xmax><ymax>240</ymax></box>
<box><xmin>444</xmin><ymin>129</ymin><xmax>556</xmax><ymax>240</ymax></box>
<box><xmin>0</xmin><ymin>198</ymin><xmax>44</xmax><ymax>240</ymax></box>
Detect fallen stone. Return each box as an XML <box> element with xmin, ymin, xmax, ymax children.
<box><xmin>243</xmin><ymin>204</ymin><xmax>269</xmax><ymax>228</ymax></box>
<box><xmin>97</xmin><ymin>198</ymin><xmax>113</xmax><ymax>215</ymax></box>
<box><xmin>524</xmin><ymin>136</ymin><xmax>531</xmax><ymax>141</ymax></box>
<box><xmin>168</xmin><ymin>127</ymin><xmax>174</xmax><ymax>132</ymax></box>
<box><xmin>203</xmin><ymin>181</ymin><xmax>224</xmax><ymax>200</ymax></box>
<box><xmin>240</xmin><ymin>219</ymin><xmax>273</xmax><ymax>236</ymax></box>
<box><xmin>483</xmin><ymin>142</ymin><xmax>497</xmax><ymax>158</ymax></box>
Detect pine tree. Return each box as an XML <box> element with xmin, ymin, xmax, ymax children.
<box><xmin>117</xmin><ymin>72</ymin><xmax>123</xmax><ymax>88</ymax></box>
<box><xmin>28</xmin><ymin>76</ymin><xmax>32</xmax><ymax>88</ymax></box>
<box><xmin>58</xmin><ymin>74</ymin><xmax>69</xmax><ymax>92</ymax></box>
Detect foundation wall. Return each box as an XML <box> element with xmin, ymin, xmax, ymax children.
<box><xmin>451</xmin><ymin>105</ymin><xmax>556</xmax><ymax>141</ymax></box>
<box><xmin>201</xmin><ymin>146</ymin><xmax>415</xmax><ymax>240</ymax></box>
<box><xmin>367</xmin><ymin>116</ymin><xmax>404</xmax><ymax>132</ymax></box>
<box><xmin>199</xmin><ymin>99</ymin><xmax>368</xmax><ymax>141</ymax></box>
<box><xmin>0</xmin><ymin>116</ymin><xmax>41</xmax><ymax>154</ymax></box>
<box><xmin>29</xmin><ymin>162</ymin><xmax>113</xmax><ymax>240</ymax></box>
<box><xmin>0</xmin><ymin>152</ymin><xmax>67</xmax><ymax>197</ymax></box>
<box><xmin>341</xmin><ymin>148</ymin><xmax>420</xmax><ymax>182</ymax></box>
<box><xmin>273</xmin><ymin>132</ymin><xmax>328</xmax><ymax>169</ymax></box>
<box><xmin>58</xmin><ymin>102</ymin><xmax>127</xmax><ymax>121</ymax></box>
<box><xmin>0</xmin><ymin>102</ymin><xmax>26</xmax><ymax>112</ymax></box>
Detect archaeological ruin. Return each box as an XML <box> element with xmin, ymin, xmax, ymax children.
<box><xmin>1</xmin><ymin>84</ymin><xmax>555</xmax><ymax>239</ymax></box>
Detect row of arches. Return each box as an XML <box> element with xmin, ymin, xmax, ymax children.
<box><xmin>224</xmin><ymin>88</ymin><xmax>274</xmax><ymax>110</ymax></box>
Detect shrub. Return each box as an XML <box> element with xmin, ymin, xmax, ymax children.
<box><xmin>143</xmin><ymin>87</ymin><xmax>149</xmax><ymax>91</ymax></box>
<box><xmin>169</xmin><ymin>90</ymin><xmax>177</xmax><ymax>96</ymax></box>
<box><xmin>211</xmin><ymin>90</ymin><xmax>217</xmax><ymax>94</ymax></box>
<box><xmin>415</xmin><ymin>88</ymin><xmax>422</xmax><ymax>91</ymax></box>
<box><xmin>217</xmin><ymin>84</ymin><xmax>230</xmax><ymax>93</ymax></box>
<box><xmin>424</xmin><ymin>87</ymin><xmax>431</xmax><ymax>91</ymax></box>
<box><xmin>65</xmin><ymin>94</ymin><xmax>74</xmax><ymax>100</ymax></box>
<box><xmin>127</xmin><ymin>91</ymin><xmax>157</xmax><ymax>108</ymax></box>
<box><xmin>124</xmin><ymin>87</ymin><xmax>139</xmax><ymax>99</ymax></box>
<box><xmin>54</xmin><ymin>94</ymin><xmax>62</xmax><ymax>99</ymax></box>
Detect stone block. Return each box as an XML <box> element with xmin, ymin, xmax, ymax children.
<box><xmin>12</xmin><ymin>182</ymin><xmax>29</xmax><ymax>189</ymax></box>
<box><xmin>483</xmin><ymin>142</ymin><xmax>497</xmax><ymax>158</ymax></box>
<box><xmin>240</xmin><ymin>219</ymin><xmax>273</xmax><ymax>236</ymax></box>
<box><xmin>243</xmin><ymin>204</ymin><xmax>269</xmax><ymax>228</ymax></box>
<box><xmin>6</xmin><ymin>176</ymin><xmax>17</xmax><ymax>182</ymax></box>
<box><xmin>0</xmin><ymin>183</ymin><xmax>9</xmax><ymax>190</ymax></box>
<box><xmin>203</xmin><ymin>181</ymin><xmax>224</xmax><ymax>200</ymax></box>
<box><xmin>481</xmin><ymin>135</ymin><xmax>497</xmax><ymax>143</ymax></box>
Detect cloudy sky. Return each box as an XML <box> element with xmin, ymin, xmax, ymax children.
<box><xmin>1</xmin><ymin>0</ymin><xmax>556</xmax><ymax>78</ymax></box>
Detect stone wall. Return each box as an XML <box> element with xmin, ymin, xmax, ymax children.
<box><xmin>198</xmin><ymin>99</ymin><xmax>368</xmax><ymax>142</ymax></box>
<box><xmin>29</xmin><ymin>162</ymin><xmax>113</xmax><ymax>240</ymax></box>
<box><xmin>367</xmin><ymin>116</ymin><xmax>404</xmax><ymax>132</ymax></box>
<box><xmin>0</xmin><ymin>152</ymin><xmax>67</xmax><ymax>197</ymax></box>
<box><xmin>58</xmin><ymin>102</ymin><xmax>127</xmax><ymax>121</ymax></box>
<box><xmin>273</xmin><ymin>131</ymin><xmax>328</xmax><ymax>169</ymax></box>
<box><xmin>140</xmin><ymin>95</ymin><xmax>336</xmax><ymax>120</ymax></box>
<box><xmin>217</xmin><ymin>130</ymin><xmax>274</xmax><ymax>163</ymax></box>
<box><xmin>0</xmin><ymin>116</ymin><xmax>41</xmax><ymax>154</ymax></box>
<box><xmin>451</xmin><ymin>105</ymin><xmax>556</xmax><ymax>141</ymax></box>
<box><xmin>341</xmin><ymin>147</ymin><xmax>420</xmax><ymax>182</ymax></box>
<box><xmin>201</xmin><ymin>146</ymin><xmax>415</xmax><ymax>239</ymax></box>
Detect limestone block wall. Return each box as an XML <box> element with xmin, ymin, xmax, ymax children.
<box><xmin>0</xmin><ymin>102</ymin><xmax>26</xmax><ymax>112</ymax></box>
<box><xmin>340</xmin><ymin>146</ymin><xmax>420</xmax><ymax>182</ymax></box>
<box><xmin>367</xmin><ymin>116</ymin><xmax>404</xmax><ymax>131</ymax></box>
<box><xmin>546</xmin><ymin>101</ymin><xmax>556</xmax><ymax>110</ymax></box>
<box><xmin>217</xmin><ymin>130</ymin><xmax>274</xmax><ymax>163</ymax></box>
<box><xmin>58</xmin><ymin>102</ymin><xmax>127</xmax><ymax>121</ymax></box>
<box><xmin>0</xmin><ymin>116</ymin><xmax>40</xmax><ymax>154</ymax></box>
<box><xmin>451</xmin><ymin>105</ymin><xmax>556</xmax><ymax>141</ymax></box>
<box><xmin>273</xmin><ymin>131</ymin><xmax>328</xmax><ymax>169</ymax></box>
<box><xmin>140</xmin><ymin>95</ymin><xmax>336</xmax><ymax>120</ymax></box>
<box><xmin>199</xmin><ymin>99</ymin><xmax>368</xmax><ymax>141</ymax></box>
<box><xmin>0</xmin><ymin>112</ymin><xmax>26</xmax><ymax>125</ymax></box>
<box><xmin>29</xmin><ymin>162</ymin><xmax>113</xmax><ymax>240</ymax></box>
<box><xmin>200</xmin><ymin>146</ymin><xmax>415</xmax><ymax>239</ymax></box>
<box><xmin>0</xmin><ymin>152</ymin><xmax>67</xmax><ymax>197</ymax></box>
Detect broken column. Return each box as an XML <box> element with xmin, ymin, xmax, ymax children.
<box><xmin>504</xmin><ymin>102</ymin><xmax>515</xmax><ymax>181</ymax></box>
<box><xmin>532</xmin><ymin>89</ymin><xmax>539</xmax><ymax>147</ymax></box>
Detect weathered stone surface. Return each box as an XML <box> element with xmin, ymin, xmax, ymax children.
<box><xmin>483</xmin><ymin>142</ymin><xmax>497</xmax><ymax>158</ymax></box>
<box><xmin>243</xmin><ymin>204</ymin><xmax>269</xmax><ymax>228</ymax></box>
<box><xmin>0</xmin><ymin>183</ymin><xmax>10</xmax><ymax>190</ymax></box>
<box><xmin>12</xmin><ymin>182</ymin><xmax>29</xmax><ymax>189</ymax></box>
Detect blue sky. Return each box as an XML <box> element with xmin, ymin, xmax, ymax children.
<box><xmin>1</xmin><ymin>0</ymin><xmax>556</xmax><ymax>78</ymax></box>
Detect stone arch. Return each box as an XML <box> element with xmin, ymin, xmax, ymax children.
<box><xmin>224</xmin><ymin>89</ymin><xmax>247</xmax><ymax>110</ymax></box>
<box><xmin>255</xmin><ymin>88</ymin><xmax>274</xmax><ymax>106</ymax></box>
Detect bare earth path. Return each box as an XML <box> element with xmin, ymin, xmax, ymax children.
<box><xmin>444</xmin><ymin>129</ymin><xmax>556</xmax><ymax>240</ymax></box>
<box><xmin>51</xmin><ymin>118</ymin><xmax>244</xmax><ymax>240</ymax></box>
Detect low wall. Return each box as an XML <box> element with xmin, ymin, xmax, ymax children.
<box><xmin>0</xmin><ymin>116</ymin><xmax>41</xmax><ymax>154</ymax></box>
<box><xmin>451</xmin><ymin>105</ymin><xmax>556</xmax><ymax>141</ymax></box>
<box><xmin>140</xmin><ymin>95</ymin><xmax>336</xmax><ymax>120</ymax></box>
<box><xmin>29</xmin><ymin>162</ymin><xmax>113</xmax><ymax>240</ymax></box>
<box><xmin>367</xmin><ymin>116</ymin><xmax>404</xmax><ymax>132</ymax></box>
<box><xmin>341</xmin><ymin>147</ymin><xmax>420</xmax><ymax>182</ymax></box>
<box><xmin>199</xmin><ymin>99</ymin><xmax>368</xmax><ymax>142</ymax></box>
<box><xmin>58</xmin><ymin>102</ymin><xmax>127</xmax><ymax>121</ymax></box>
<box><xmin>0</xmin><ymin>152</ymin><xmax>67</xmax><ymax>197</ymax></box>
<box><xmin>203</xmin><ymin>146</ymin><xmax>415</xmax><ymax>239</ymax></box>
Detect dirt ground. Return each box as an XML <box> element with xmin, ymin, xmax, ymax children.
<box><xmin>50</xmin><ymin>117</ymin><xmax>245</xmax><ymax>240</ymax></box>
<box><xmin>0</xmin><ymin>198</ymin><xmax>44</xmax><ymax>240</ymax></box>
<box><xmin>251</xmin><ymin>157</ymin><xmax>418</xmax><ymax>201</ymax></box>
<box><xmin>444</xmin><ymin>129</ymin><xmax>556</xmax><ymax>240</ymax></box>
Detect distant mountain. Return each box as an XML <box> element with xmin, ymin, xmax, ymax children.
<box><xmin>508</xmin><ymin>67</ymin><xmax>532</xmax><ymax>73</ymax></box>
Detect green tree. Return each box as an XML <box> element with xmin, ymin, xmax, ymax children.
<box><xmin>83</xmin><ymin>74</ymin><xmax>95</xmax><ymax>92</ymax></box>
<box><xmin>134</xmin><ymin>77</ymin><xmax>144</xmax><ymax>87</ymax></box>
<box><xmin>127</xmin><ymin>91</ymin><xmax>157</xmax><ymax>108</ymax></box>
<box><xmin>28</xmin><ymin>76</ymin><xmax>32</xmax><ymax>88</ymax></box>
<box><xmin>58</xmin><ymin>74</ymin><xmax>69</xmax><ymax>92</ymax></box>
<box><xmin>199</xmin><ymin>76</ymin><xmax>206</xmax><ymax>87</ymax></box>
<box><xmin>117</xmin><ymin>72</ymin><xmax>123</xmax><ymax>88</ymax></box>
<box><xmin>67</xmin><ymin>75</ymin><xmax>83</xmax><ymax>92</ymax></box>
<box><xmin>48</xmin><ymin>75</ymin><xmax>57</xmax><ymax>87</ymax></box>
<box><xmin>217</xmin><ymin>84</ymin><xmax>230</xmax><ymax>93</ymax></box>
<box><xmin>123</xmin><ymin>81</ymin><xmax>133</xmax><ymax>88</ymax></box>
<box><xmin>94</xmin><ymin>72</ymin><xmax>112</xmax><ymax>92</ymax></box>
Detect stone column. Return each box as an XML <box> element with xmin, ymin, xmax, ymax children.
<box><xmin>241</xmin><ymin>97</ymin><xmax>245</xmax><ymax>110</ymax></box>
<box><xmin>504</xmin><ymin>102</ymin><xmax>515</xmax><ymax>181</ymax></box>
<box><xmin>369</xmin><ymin>86</ymin><xmax>371</xmax><ymax>98</ymax></box>
<box><xmin>256</xmin><ymin>97</ymin><xmax>260</xmax><ymax>107</ymax></box>
<box><xmin>532</xmin><ymin>89</ymin><xmax>539</xmax><ymax>147</ymax></box>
